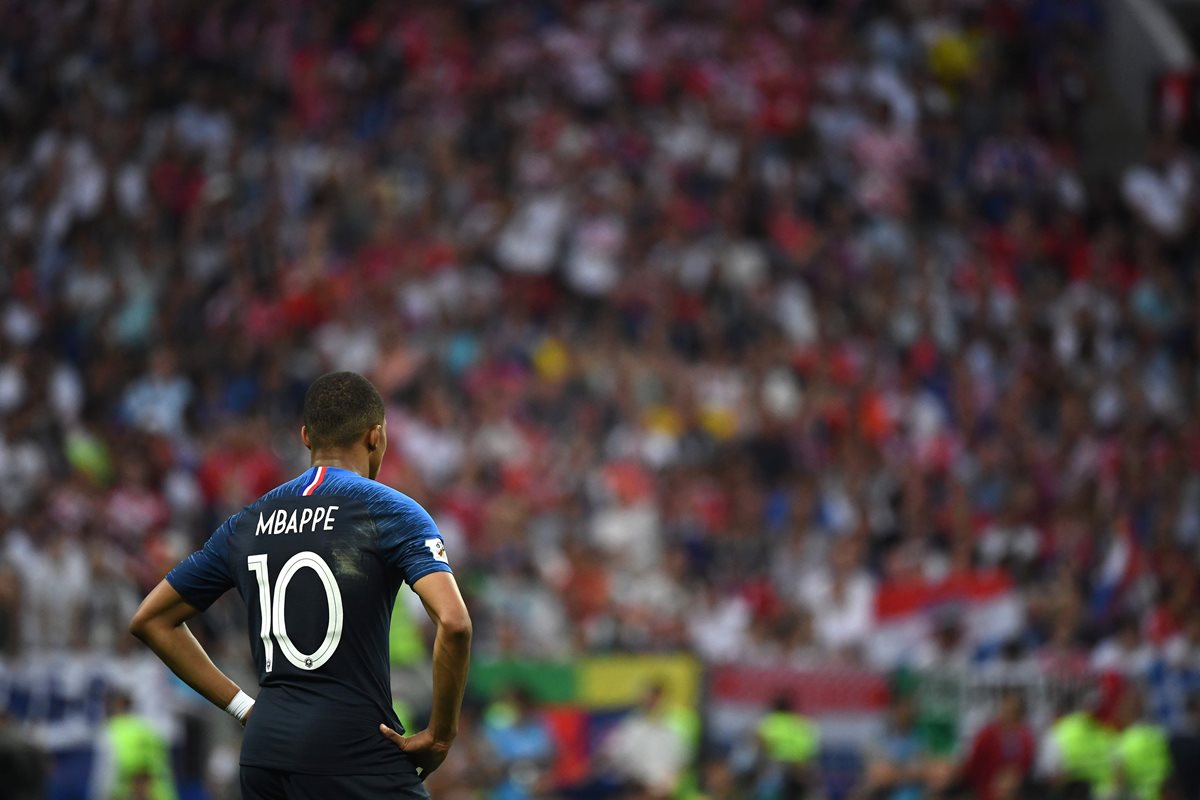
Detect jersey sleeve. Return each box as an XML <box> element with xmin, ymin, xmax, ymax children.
<box><xmin>165</xmin><ymin>517</ymin><xmax>236</xmax><ymax>610</ymax></box>
<box><xmin>376</xmin><ymin>493</ymin><xmax>453</xmax><ymax>588</ymax></box>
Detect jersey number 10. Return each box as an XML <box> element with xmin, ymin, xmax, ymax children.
<box><xmin>247</xmin><ymin>552</ymin><xmax>344</xmax><ymax>672</ymax></box>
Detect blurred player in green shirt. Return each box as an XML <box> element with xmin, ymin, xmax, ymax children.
<box><xmin>1114</xmin><ymin>688</ymin><xmax>1170</xmax><ymax>800</ymax></box>
<box><xmin>756</xmin><ymin>695</ymin><xmax>820</xmax><ymax>799</ymax></box>
<box><xmin>90</xmin><ymin>689</ymin><xmax>177</xmax><ymax>800</ymax></box>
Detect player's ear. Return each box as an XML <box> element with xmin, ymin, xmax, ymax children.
<box><xmin>301</xmin><ymin>425</ymin><xmax>311</xmax><ymax>450</ymax></box>
<box><xmin>366</xmin><ymin>424</ymin><xmax>383</xmax><ymax>452</ymax></box>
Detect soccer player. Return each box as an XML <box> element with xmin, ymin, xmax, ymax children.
<box><xmin>130</xmin><ymin>372</ymin><xmax>471</xmax><ymax>799</ymax></box>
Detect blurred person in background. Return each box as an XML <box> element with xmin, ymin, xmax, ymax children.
<box><xmin>1113</xmin><ymin>687</ymin><xmax>1171</xmax><ymax>800</ymax></box>
<box><xmin>0</xmin><ymin>710</ymin><xmax>46</xmax><ymax>800</ymax></box>
<box><xmin>755</xmin><ymin>694</ymin><xmax>822</xmax><ymax>799</ymax></box>
<box><xmin>599</xmin><ymin>682</ymin><xmax>691</xmax><ymax>799</ymax></box>
<box><xmin>120</xmin><ymin>349</ymin><xmax>194</xmax><ymax>439</ymax></box>
<box><xmin>961</xmin><ymin>690</ymin><xmax>1036</xmax><ymax>800</ymax></box>
<box><xmin>1168</xmin><ymin>693</ymin><xmax>1200</xmax><ymax>800</ymax></box>
<box><xmin>7</xmin><ymin>511</ymin><xmax>91</xmax><ymax>650</ymax></box>
<box><xmin>798</xmin><ymin>537</ymin><xmax>876</xmax><ymax>663</ymax></box>
<box><xmin>1091</xmin><ymin>618</ymin><xmax>1154</xmax><ymax>677</ymax></box>
<box><xmin>0</xmin><ymin>560</ymin><xmax>20</xmax><ymax>655</ymax></box>
<box><xmin>912</xmin><ymin>609</ymin><xmax>972</xmax><ymax>672</ymax></box>
<box><xmin>858</xmin><ymin>692</ymin><xmax>956</xmax><ymax>800</ymax></box>
<box><xmin>699</xmin><ymin>755</ymin><xmax>748</xmax><ymax>800</ymax></box>
<box><xmin>422</xmin><ymin>698</ymin><xmax>503</xmax><ymax>798</ymax></box>
<box><xmin>482</xmin><ymin>686</ymin><xmax>557</xmax><ymax>800</ymax></box>
<box><xmin>1163</xmin><ymin>612</ymin><xmax>1200</xmax><ymax>672</ymax></box>
<box><xmin>89</xmin><ymin>688</ymin><xmax>178</xmax><ymax>800</ymax></box>
<box><xmin>1037</xmin><ymin>685</ymin><xmax>1119</xmax><ymax>800</ymax></box>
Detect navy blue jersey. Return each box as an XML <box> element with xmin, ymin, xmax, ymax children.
<box><xmin>166</xmin><ymin>466</ymin><xmax>452</xmax><ymax>776</ymax></box>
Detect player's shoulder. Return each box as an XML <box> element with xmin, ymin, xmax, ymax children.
<box><xmin>345</xmin><ymin>480</ymin><xmax>438</xmax><ymax>542</ymax></box>
<box><xmin>347</xmin><ymin>477</ymin><xmax>430</xmax><ymax>521</ymax></box>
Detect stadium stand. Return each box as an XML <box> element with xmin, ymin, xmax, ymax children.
<box><xmin>3</xmin><ymin>0</ymin><xmax>1200</xmax><ymax>798</ymax></box>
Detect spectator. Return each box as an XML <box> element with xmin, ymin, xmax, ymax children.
<box><xmin>0</xmin><ymin>561</ymin><xmax>20</xmax><ymax>656</ymax></box>
<box><xmin>1091</xmin><ymin>617</ymin><xmax>1155</xmax><ymax>677</ymax></box>
<box><xmin>120</xmin><ymin>349</ymin><xmax>193</xmax><ymax>438</ymax></box>
<box><xmin>798</xmin><ymin>537</ymin><xmax>876</xmax><ymax>661</ymax></box>
<box><xmin>482</xmin><ymin>687</ymin><xmax>557</xmax><ymax>800</ymax></box>
<box><xmin>1113</xmin><ymin>688</ymin><xmax>1171</xmax><ymax>800</ymax></box>
<box><xmin>600</xmin><ymin>683</ymin><xmax>690</xmax><ymax>799</ymax></box>
<box><xmin>89</xmin><ymin>688</ymin><xmax>178</xmax><ymax>800</ymax></box>
<box><xmin>755</xmin><ymin>694</ymin><xmax>821</xmax><ymax>799</ymax></box>
<box><xmin>423</xmin><ymin>699</ymin><xmax>504</xmax><ymax>798</ymax></box>
<box><xmin>0</xmin><ymin>711</ymin><xmax>46</xmax><ymax>800</ymax></box>
<box><xmin>1168</xmin><ymin>693</ymin><xmax>1200</xmax><ymax>800</ymax></box>
<box><xmin>698</xmin><ymin>757</ymin><xmax>746</xmax><ymax>800</ymax></box>
<box><xmin>1121</xmin><ymin>135</ymin><xmax>1195</xmax><ymax>241</ymax></box>
<box><xmin>1036</xmin><ymin>690</ymin><xmax>1117</xmax><ymax>799</ymax></box>
<box><xmin>1163</xmin><ymin>612</ymin><xmax>1200</xmax><ymax>671</ymax></box>
<box><xmin>911</xmin><ymin>609</ymin><xmax>972</xmax><ymax>672</ymax></box>
<box><xmin>961</xmin><ymin>690</ymin><xmax>1036</xmax><ymax>800</ymax></box>
<box><xmin>6</xmin><ymin>521</ymin><xmax>89</xmax><ymax>651</ymax></box>
<box><xmin>860</xmin><ymin>693</ymin><xmax>956</xmax><ymax>800</ymax></box>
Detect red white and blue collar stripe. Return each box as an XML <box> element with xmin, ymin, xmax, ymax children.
<box><xmin>301</xmin><ymin>466</ymin><xmax>328</xmax><ymax>496</ymax></box>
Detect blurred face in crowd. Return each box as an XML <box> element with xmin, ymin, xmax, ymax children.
<box><xmin>830</xmin><ymin>537</ymin><xmax>860</xmax><ymax>578</ymax></box>
<box><xmin>996</xmin><ymin>692</ymin><xmax>1026</xmax><ymax>727</ymax></box>
<box><xmin>891</xmin><ymin>697</ymin><xmax>916</xmax><ymax>730</ymax></box>
<box><xmin>150</xmin><ymin>349</ymin><xmax>177</xmax><ymax>379</ymax></box>
<box><xmin>641</xmin><ymin>683</ymin><xmax>667</xmax><ymax>714</ymax></box>
<box><xmin>1115</xmin><ymin>686</ymin><xmax>1144</xmax><ymax>727</ymax></box>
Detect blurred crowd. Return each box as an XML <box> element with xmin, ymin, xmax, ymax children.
<box><xmin>420</xmin><ymin>676</ymin><xmax>1200</xmax><ymax>800</ymax></box>
<box><xmin>3</xmin><ymin>0</ymin><xmax>1200</xmax><ymax>796</ymax></box>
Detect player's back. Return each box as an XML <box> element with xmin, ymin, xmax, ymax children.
<box><xmin>166</xmin><ymin>465</ymin><xmax>451</xmax><ymax>777</ymax></box>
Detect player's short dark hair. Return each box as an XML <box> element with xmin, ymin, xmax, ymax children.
<box><xmin>302</xmin><ymin>371</ymin><xmax>385</xmax><ymax>449</ymax></box>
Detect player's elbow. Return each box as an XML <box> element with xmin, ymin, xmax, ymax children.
<box><xmin>128</xmin><ymin>607</ymin><xmax>151</xmax><ymax>641</ymax></box>
<box><xmin>128</xmin><ymin>602</ymin><xmax>163</xmax><ymax>642</ymax></box>
<box><xmin>440</xmin><ymin>609</ymin><xmax>473</xmax><ymax>643</ymax></box>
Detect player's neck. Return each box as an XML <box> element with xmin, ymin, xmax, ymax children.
<box><xmin>309</xmin><ymin>451</ymin><xmax>369</xmax><ymax>478</ymax></box>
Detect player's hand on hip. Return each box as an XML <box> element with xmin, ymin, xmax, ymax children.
<box><xmin>379</xmin><ymin>724</ymin><xmax>452</xmax><ymax>776</ymax></box>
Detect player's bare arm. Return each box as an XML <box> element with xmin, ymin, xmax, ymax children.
<box><xmin>379</xmin><ymin>570</ymin><xmax>472</xmax><ymax>776</ymax></box>
<box><xmin>130</xmin><ymin>580</ymin><xmax>253</xmax><ymax>724</ymax></box>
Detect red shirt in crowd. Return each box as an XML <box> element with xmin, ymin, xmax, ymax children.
<box><xmin>962</xmin><ymin>719</ymin><xmax>1035</xmax><ymax>800</ymax></box>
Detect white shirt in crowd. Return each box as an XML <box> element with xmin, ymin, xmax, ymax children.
<box><xmin>602</xmin><ymin>711</ymin><xmax>687</xmax><ymax>794</ymax></box>
<box><xmin>1090</xmin><ymin>637</ymin><xmax>1154</xmax><ymax>676</ymax></box>
<box><xmin>1122</xmin><ymin>159</ymin><xmax>1193</xmax><ymax>239</ymax></box>
<box><xmin>799</xmin><ymin>569</ymin><xmax>876</xmax><ymax>653</ymax></box>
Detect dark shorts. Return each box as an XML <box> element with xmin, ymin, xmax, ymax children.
<box><xmin>240</xmin><ymin>766</ymin><xmax>430</xmax><ymax>800</ymax></box>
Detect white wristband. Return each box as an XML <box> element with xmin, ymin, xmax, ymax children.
<box><xmin>225</xmin><ymin>690</ymin><xmax>254</xmax><ymax>722</ymax></box>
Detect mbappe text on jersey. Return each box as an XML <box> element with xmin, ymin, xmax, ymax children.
<box><xmin>255</xmin><ymin>505</ymin><xmax>340</xmax><ymax>536</ymax></box>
